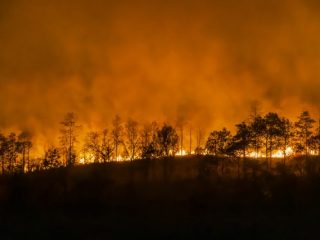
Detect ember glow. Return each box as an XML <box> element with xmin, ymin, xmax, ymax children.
<box><xmin>249</xmin><ymin>147</ymin><xmax>295</xmax><ymax>158</ymax></box>
<box><xmin>176</xmin><ymin>149</ymin><xmax>188</xmax><ymax>156</ymax></box>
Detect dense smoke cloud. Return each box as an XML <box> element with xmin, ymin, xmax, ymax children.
<box><xmin>0</xmin><ymin>0</ymin><xmax>320</xmax><ymax>152</ymax></box>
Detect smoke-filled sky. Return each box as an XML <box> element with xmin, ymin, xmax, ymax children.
<box><xmin>1</xmin><ymin>0</ymin><xmax>320</xmax><ymax>150</ymax></box>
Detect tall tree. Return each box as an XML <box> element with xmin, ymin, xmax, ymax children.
<box><xmin>176</xmin><ymin>119</ymin><xmax>186</xmax><ymax>156</ymax></box>
<box><xmin>249</xmin><ymin>101</ymin><xmax>263</xmax><ymax>156</ymax></box>
<box><xmin>112</xmin><ymin>115</ymin><xmax>123</xmax><ymax>160</ymax></box>
<box><xmin>232</xmin><ymin>122</ymin><xmax>252</xmax><ymax>158</ymax></box>
<box><xmin>84</xmin><ymin>130</ymin><xmax>114</xmax><ymax>163</ymax></box>
<box><xmin>279</xmin><ymin>117</ymin><xmax>294</xmax><ymax>165</ymax></box>
<box><xmin>60</xmin><ymin>112</ymin><xmax>79</xmax><ymax>166</ymax></box>
<box><xmin>0</xmin><ymin>134</ymin><xmax>6</xmax><ymax>174</ymax></box>
<box><xmin>294</xmin><ymin>111</ymin><xmax>315</xmax><ymax>156</ymax></box>
<box><xmin>189</xmin><ymin>126</ymin><xmax>192</xmax><ymax>154</ymax></box>
<box><xmin>4</xmin><ymin>133</ymin><xmax>18</xmax><ymax>173</ymax></box>
<box><xmin>206</xmin><ymin>131</ymin><xmax>219</xmax><ymax>156</ymax></box>
<box><xmin>309</xmin><ymin>118</ymin><xmax>320</xmax><ymax>156</ymax></box>
<box><xmin>318</xmin><ymin>118</ymin><xmax>320</xmax><ymax>156</ymax></box>
<box><xmin>84</xmin><ymin>131</ymin><xmax>101</xmax><ymax>163</ymax></box>
<box><xmin>140</xmin><ymin>122</ymin><xmax>159</xmax><ymax>159</ymax></box>
<box><xmin>100</xmin><ymin>129</ymin><xmax>114</xmax><ymax>163</ymax></box>
<box><xmin>206</xmin><ymin>128</ymin><xmax>232</xmax><ymax>156</ymax></box>
<box><xmin>125</xmin><ymin>119</ymin><xmax>139</xmax><ymax>161</ymax></box>
<box><xmin>157</xmin><ymin>124</ymin><xmax>179</xmax><ymax>157</ymax></box>
<box><xmin>249</xmin><ymin>115</ymin><xmax>265</xmax><ymax>157</ymax></box>
<box><xmin>264</xmin><ymin>112</ymin><xmax>283</xmax><ymax>160</ymax></box>
<box><xmin>17</xmin><ymin>131</ymin><xmax>32</xmax><ymax>172</ymax></box>
<box><xmin>195</xmin><ymin>127</ymin><xmax>205</xmax><ymax>155</ymax></box>
<box><xmin>42</xmin><ymin>147</ymin><xmax>61</xmax><ymax>169</ymax></box>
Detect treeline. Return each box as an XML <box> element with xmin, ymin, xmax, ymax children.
<box><xmin>205</xmin><ymin>111</ymin><xmax>320</xmax><ymax>163</ymax></box>
<box><xmin>0</xmin><ymin>132</ymin><xmax>32</xmax><ymax>173</ymax></box>
<box><xmin>0</xmin><ymin>110</ymin><xmax>319</xmax><ymax>174</ymax></box>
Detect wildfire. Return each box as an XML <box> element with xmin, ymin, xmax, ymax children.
<box><xmin>176</xmin><ymin>149</ymin><xmax>188</xmax><ymax>156</ymax></box>
<box><xmin>78</xmin><ymin>153</ymin><xmax>95</xmax><ymax>164</ymax></box>
<box><xmin>116</xmin><ymin>155</ymin><xmax>124</xmax><ymax>161</ymax></box>
<box><xmin>271</xmin><ymin>150</ymin><xmax>284</xmax><ymax>158</ymax></box>
<box><xmin>249</xmin><ymin>147</ymin><xmax>294</xmax><ymax>158</ymax></box>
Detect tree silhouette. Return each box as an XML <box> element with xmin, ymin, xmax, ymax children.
<box><xmin>125</xmin><ymin>119</ymin><xmax>139</xmax><ymax>161</ymax></box>
<box><xmin>17</xmin><ymin>131</ymin><xmax>32</xmax><ymax>172</ymax></box>
<box><xmin>60</xmin><ymin>112</ymin><xmax>79</xmax><ymax>166</ymax></box>
<box><xmin>0</xmin><ymin>134</ymin><xmax>6</xmax><ymax>174</ymax></box>
<box><xmin>157</xmin><ymin>124</ymin><xmax>179</xmax><ymax>157</ymax></box>
<box><xmin>100</xmin><ymin>129</ymin><xmax>114</xmax><ymax>163</ymax></box>
<box><xmin>112</xmin><ymin>115</ymin><xmax>123</xmax><ymax>160</ymax></box>
<box><xmin>2</xmin><ymin>107</ymin><xmax>320</xmax><ymax>177</ymax></box>
<box><xmin>249</xmin><ymin>115</ymin><xmax>265</xmax><ymax>158</ymax></box>
<box><xmin>249</xmin><ymin>101</ymin><xmax>263</xmax><ymax>157</ymax></box>
<box><xmin>43</xmin><ymin>147</ymin><xmax>61</xmax><ymax>169</ymax></box>
<box><xmin>317</xmin><ymin>119</ymin><xmax>320</xmax><ymax>156</ymax></box>
<box><xmin>84</xmin><ymin>131</ymin><xmax>101</xmax><ymax>163</ymax></box>
<box><xmin>264</xmin><ymin>112</ymin><xmax>282</xmax><ymax>168</ymax></box>
<box><xmin>4</xmin><ymin>133</ymin><xmax>18</xmax><ymax>173</ymax></box>
<box><xmin>176</xmin><ymin>120</ymin><xmax>186</xmax><ymax>156</ymax></box>
<box><xmin>84</xmin><ymin>130</ymin><xmax>114</xmax><ymax>163</ymax></box>
<box><xmin>294</xmin><ymin>111</ymin><xmax>315</xmax><ymax>156</ymax></box>
<box><xmin>140</xmin><ymin>122</ymin><xmax>159</xmax><ymax>159</ymax></box>
<box><xmin>279</xmin><ymin>117</ymin><xmax>294</xmax><ymax>165</ymax></box>
<box><xmin>206</xmin><ymin>128</ymin><xmax>231</xmax><ymax>156</ymax></box>
<box><xmin>206</xmin><ymin>131</ymin><xmax>219</xmax><ymax>155</ymax></box>
<box><xmin>307</xmin><ymin>118</ymin><xmax>320</xmax><ymax>157</ymax></box>
<box><xmin>232</xmin><ymin>122</ymin><xmax>252</xmax><ymax>158</ymax></box>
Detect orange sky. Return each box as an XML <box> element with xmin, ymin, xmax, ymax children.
<box><xmin>0</xmin><ymin>0</ymin><xmax>320</xmax><ymax>153</ymax></box>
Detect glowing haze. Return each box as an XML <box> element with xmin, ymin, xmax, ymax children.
<box><xmin>0</xmin><ymin>0</ymin><xmax>320</xmax><ymax>152</ymax></box>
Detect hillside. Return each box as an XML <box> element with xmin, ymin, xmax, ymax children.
<box><xmin>1</xmin><ymin>156</ymin><xmax>320</xmax><ymax>239</ymax></box>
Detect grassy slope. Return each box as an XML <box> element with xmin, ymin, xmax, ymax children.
<box><xmin>1</xmin><ymin>156</ymin><xmax>320</xmax><ymax>239</ymax></box>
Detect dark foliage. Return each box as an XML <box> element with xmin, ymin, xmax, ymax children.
<box><xmin>1</xmin><ymin>156</ymin><xmax>320</xmax><ymax>239</ymax></box>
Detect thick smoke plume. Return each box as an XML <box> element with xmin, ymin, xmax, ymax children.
<box><xmin>0</xmin><ymin>0</ymin><xmax>320</xmax><ymax>154</ymax></box>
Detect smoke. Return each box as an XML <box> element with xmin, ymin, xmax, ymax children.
<box><xmin>0</xmin><ymin>0</ymin><xmax>320</xmax><ymax>154</ymax></box>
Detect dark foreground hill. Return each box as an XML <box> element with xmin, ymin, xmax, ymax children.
<box><xmin>1</xmin><ymin>155</ymin><xmax>320</xmax><ymax>239</ymax></box>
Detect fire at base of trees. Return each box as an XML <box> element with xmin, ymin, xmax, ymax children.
<box><xmin>0</xmin><ymin>110</ymin><xmax>320</xmax><ymax>175</ymax></box>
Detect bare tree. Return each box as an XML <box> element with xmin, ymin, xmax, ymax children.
<box><xmin>176</xmin><ymin>120</ymin><xmax>185</xmax><ymax>156</ymax></box>
<box><xmin>101</xmin><ymin>129</ymin><xmax>114</xmax><ymax>163</ymax></box>
<box><xmin>195</xmin><ymin>127</ymin><xmax>205</xmax><ymax>154</ymax></box>
<box><xmin>248</xmin><ymin>101</ymin><xmax>263</xmax><ymax>158</ymax></box>
<box><xmin>84</xmin><ymin>129</ymin><xmax>114</xmax><ymax>163</ymax></box>
<box><xmin>18</xmin><ymin>131</ymin><xmax>32</xmax><ymax>172</ymax></box>
<box><xmin>84</xmin><ymin>131</ymin><xmax>101</xmax><ymax>163</ymax></box>
<box><xmin>60</xmin><ymin>112</ymin><xmax>79</xmax><ymax>166</ymax></box>
<box><xmin>125</xmin><ymin>119</ymin><xmax>139</xmax><ymax>160</ymax></box>
<box><xmin>140</xmin><ymin>122</ymin><xmax>159</xmax><ymax>159</ymax></box>
<box><xmin>112</xmin><ymin>115</ymin><xmax>123</xmax><ymax>160</ymax></box>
